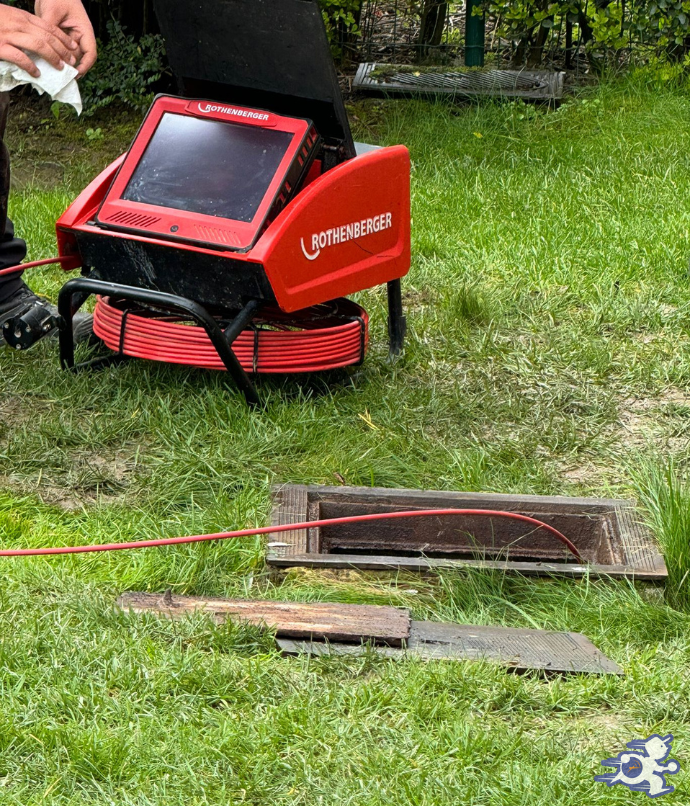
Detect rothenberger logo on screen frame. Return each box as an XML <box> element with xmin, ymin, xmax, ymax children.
<box><xmin>300</xmin><ymin>212</ymin><xmax>393</xmax><ymax>261</ymax></box>
<box><xmin>196</xmin><ymin>102</ymin><xmax>270</xmax><ymax>121</ymax></box>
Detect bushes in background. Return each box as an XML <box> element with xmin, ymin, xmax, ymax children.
<box><xmin>32</xmin><ymin>0</ymin><xmax>690</xmax><ymax>113</ymax></box>
<box><xmin>79</xmin><ymin>19</ymin><xmax>167</xmax><ymax>115</ymax></box>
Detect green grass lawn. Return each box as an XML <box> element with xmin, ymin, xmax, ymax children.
<box><xmin>0</xmin><ymin>75</ymin><xmax>690</xmax><ymax>803</ymax></box>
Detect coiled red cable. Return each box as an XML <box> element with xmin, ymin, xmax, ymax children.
<box><xmin>0</xmin><ymin>509</ymin><xmax>583</xmax><ymax>561</ymax></box>
<box><xmin>0</xmin><ymin>258</ymin><xmax>368</xmax><ymax>372</ymax></box>
<box><xmin>93</xmin><ymin>296</ymin><xmax>368</xmax><ymax>373</ymax></box>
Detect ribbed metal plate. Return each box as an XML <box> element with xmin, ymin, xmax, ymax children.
<box><xmin>353</xmin><ymin>63</ymin><xmax>565</xmax><ymax>100</ymax></box>
<box><xmin>277</xmin><ymin>620</ymin><xmax>623</xmax><ymax>674</ymax></box>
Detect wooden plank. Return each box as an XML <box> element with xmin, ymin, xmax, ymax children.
<box><xmin>117</xmin><ymin>591</ymin><xmax>410</xmax><ymax>646</ymax></box>
<box><xmin>268</xmin><ymin>484</ymin><xmax>309</xmax><ymax>558</ymax></box>
<box><xmin>277</xmin><ymin>620</ymin><xmax>623</xmax><ymax>675</ymax></box>
<box><xmin>266</xmin><ymin>552</ymin><xmax>667</xmax><ymax>581</ymax></box>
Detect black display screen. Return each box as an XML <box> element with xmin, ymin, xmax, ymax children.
<box><xmin>123</xmin><ymin>113</ymin><xmax>294</xmax><ymax>223</ymax></box>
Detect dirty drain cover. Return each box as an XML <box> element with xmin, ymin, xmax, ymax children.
<box><xmin>379</xmin><ymin>70</ymin><xmax>543</xmax><ymax>92</ymax></box>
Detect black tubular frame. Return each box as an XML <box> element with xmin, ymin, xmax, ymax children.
<box><xmin>57</xmin><ymin>277</ymin><xmax>406</xmax><ymax>405</ymax></box>
<box><xmin>387</xmin><ymin>279</ymin><xmax>406</xmax><ymax>356</ymax></box>
<box><xmin>57</xmin><ymin>277</ymin><xmax>261</xmax><ymax>405</ymax></box>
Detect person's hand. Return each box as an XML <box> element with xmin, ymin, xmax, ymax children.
<box><xmin>34</xmin><ymin>0</ymin><xmax>96</xmax><ymax>76</ymax></box>
<box><xmin>0</xmin><ymin>4</ymin><xmax>79</xmax><ymax>77</ymax></box>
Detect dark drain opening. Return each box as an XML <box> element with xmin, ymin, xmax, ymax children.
<box><xmin>326</xmin><ymin>541</ymin><xmax>580</xmax><ymax>564</ymax></box>
<box><xmin>327</xmin><ymin>548</ymin><xmax>580</xmax><ymax>564</ymax></box>
<box><xmin>317</xmin><ymin>503</ymin><xmax>614</xmax><ymax>565</ymax></box>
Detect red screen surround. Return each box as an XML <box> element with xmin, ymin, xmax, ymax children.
<box><xmin>96</xmin><ymin>96</ymin><xmax>319</xmax><ymax>252</ymax></box>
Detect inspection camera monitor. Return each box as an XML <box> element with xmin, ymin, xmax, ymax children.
<box><xmin>53</xmin><ymin>0</ymin><xmax>410</xmax><ymax>405</ymax></box>
<box><xmin>96</xmin><ymin>96</ymin><xmax>320</xmax><ymax>252</ymax></box>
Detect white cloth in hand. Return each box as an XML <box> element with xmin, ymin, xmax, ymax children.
<box><xmin>0</xmin><ymin>55</ymin><xmax>81</xmax><ymax>114</ymax></box>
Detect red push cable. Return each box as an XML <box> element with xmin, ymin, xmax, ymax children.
<box><xmin>0</xmin><ymin>266</ymin><xmax>581</xmax><ymax>561</ymax></box>
<box><xmin>0</xmin><ymin>509</ymin><xmax>583</xmax><ymax>561</ymax></box>
<box><xmin>93</xmin><ymin>296</ymin><xmax>368</xmax><ymax>373</ymax></box>
<box><xmin>0</xmin><ymin>256</ymin><xmax>69</xmax><ymax>276</ymax></box>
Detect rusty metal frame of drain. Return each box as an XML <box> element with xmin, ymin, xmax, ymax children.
<box><xmin>266</xmin><ymin>484</ymin><xmax>667</xmax><ymax>580</ymax></box>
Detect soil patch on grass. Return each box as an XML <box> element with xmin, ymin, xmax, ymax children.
<box><xmin>6</xmin><ymin>94</ymin><xmax>140</xmax><ymax>192</ymax></box>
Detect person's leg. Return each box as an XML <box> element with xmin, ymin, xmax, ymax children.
<box><xmin>0</xmin><ymin>91</ymin><xmax>27</xmax><ymax>304</ymax></box>
<box><xmin>0</xmin><ymin>94</ymin><xmax>93</xmax><ymax>348</ymax></box>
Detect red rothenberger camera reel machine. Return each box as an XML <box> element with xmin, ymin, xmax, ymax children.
<box><xmin>52</xmin><ymin>0</ymin><xmax>410</xmax><ymax>404</ymax></box>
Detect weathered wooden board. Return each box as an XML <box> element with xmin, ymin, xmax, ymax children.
<box><xmin>277</xmin><ymin>620</ymin><xmax>623</xmax><ymax>675</ymax></box>
<box><xmin>267</xmin><ymin>484</ymin><xmax>667</xmax><ymax>580</ymax></box>
<box><xmin>267</xmin><ymin>553</ymin><xmax>649</xmax><ymax>578</ymax></box>
<box><xmin>117</xmin><ymin>591</ymin><xmax>411</xmax><ymax>646</ymax></box>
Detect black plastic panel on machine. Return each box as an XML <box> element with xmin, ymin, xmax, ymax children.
<box><xmin>153</xmin><ymin>0</ymin><xmax>355</xmax><ymax>159</ymax></box>
<box><xmin>74</xmin><ymin>230</ymin><xmax>276</xmax><ymax>310</ymax></box>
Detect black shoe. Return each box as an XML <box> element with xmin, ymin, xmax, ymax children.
<box><xmin>0</xmin><ymin>282</ymin><xmax>40</xmax><ymax>321</ymax></box>
<box><xmin>0</xmin><ymin>282</ymin><xmax>95</xmax><ymax>349</ymax></box>
<box><xmin>72</xmin><ymin>311</ymin><xmax>99</xmax><ymax>347</ymax></box>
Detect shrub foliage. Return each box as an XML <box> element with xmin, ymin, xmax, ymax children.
<box><xmin>79</xmin><ymin>19</ymin><xmax>167</xmax><ymax>115</ymax></box>
<box><xmin>16</xmin><ymin>0</ymin><xmax>690</xmax><ymax>111</ymax></box>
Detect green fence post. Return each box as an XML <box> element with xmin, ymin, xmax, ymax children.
<box><xmin>464</xmin><ymin>0</ymin><xmax>485</xmax><ymax>67</ymax></box>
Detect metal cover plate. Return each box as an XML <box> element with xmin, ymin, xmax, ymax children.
<box><xmin>354</xmin><ymin>63</ymin><xmax>565</xmax><ymax>100</ymax></box>
<box><xmin>277</xmin><ymin>620</ymin><xmax>623</xmax><ymax>675</ymax></box>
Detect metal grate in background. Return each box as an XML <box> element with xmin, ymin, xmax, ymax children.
<box><xmin>278</xmin><ymin>621</ymin><xmax>624</xmax><ymax>674</ymax></box>
<box><xmin>354</xmin><ymin>63</ymin><xmax>565</xmax><ymax>99</ymax></box>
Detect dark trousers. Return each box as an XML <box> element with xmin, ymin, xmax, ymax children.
<box><xmin>0</xmin><ymin>92</ymin><xmax>27</xmax><ymax>304</ymax></box>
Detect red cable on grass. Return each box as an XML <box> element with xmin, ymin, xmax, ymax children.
<box><xmin>0</xmin><ymin>263</ymin><xmax>583</xmax><ymax>562</ymax></box>
<box><xmin>0</xmin><ymin>509</ymin><xmax>583</xmax><ymax>561</ymax></box>
<box><xmin>0</xmin><ymin>257</ymin><xmax>69</xmax><ymax>276</ymax></box>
